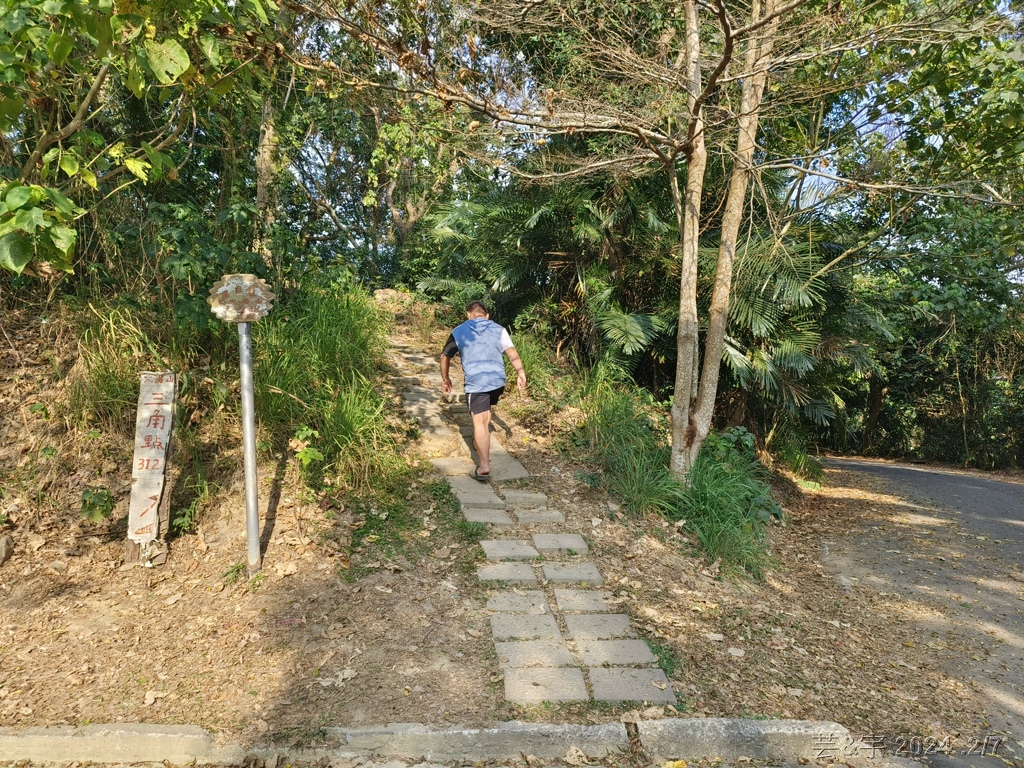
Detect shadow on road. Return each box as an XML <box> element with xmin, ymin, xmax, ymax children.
<box><xmin>820</xmin><ymin>458</ymin><xmax>1024</xmax><ymax>757</ymax></box>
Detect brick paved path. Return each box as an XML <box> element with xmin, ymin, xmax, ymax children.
<box><xmin>389</xmin><ymin>339</ymin><xmax>676</xmax><ymax>706</ymax></box>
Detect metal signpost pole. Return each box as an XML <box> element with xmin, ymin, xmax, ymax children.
<box><xmin>208</xmin><ymin>274</ymin><xmax>275</xmax><ymax>578</ymax></box>
<box><xmin>238</xmin><ymin>321</ymin><xmax>261</xmax><ymax>574</ymax></box>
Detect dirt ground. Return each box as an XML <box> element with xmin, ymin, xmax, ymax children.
<box><xmin>0</xmin><ymin>307</ymin><xmax>1009</xmax><ymax>761</ymax></box>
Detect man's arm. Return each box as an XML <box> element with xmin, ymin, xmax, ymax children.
<box><xmin>440</xmin><ymin>333</ymin><xmax>458</xmax><ymax>395</ymax></box>
<box><xmin>504</xmin><ymin>347</ymin><xmax>527</xmax><ymax>390</ymax></box>
<box><xmin>440</xmin><ymin>354</ymin><xmax>453</xmax><ymax>395</ymax></box>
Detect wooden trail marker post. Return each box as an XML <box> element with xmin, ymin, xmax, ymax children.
<box><xmin>208</xmin><ymin>274</ymin><xmax>275</xmax><ymax>575</ymax></box>
<box><xmin>126</xmin><ymin>371</ymin><xmax>176</xmax><ymax>565</ymax></box>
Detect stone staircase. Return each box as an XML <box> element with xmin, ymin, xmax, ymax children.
<box><xmin>389</xmin><ymin>337</ymin><xmax>676</xmax><ymax>706</ymax></box>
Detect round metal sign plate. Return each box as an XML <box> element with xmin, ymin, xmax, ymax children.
<box><xmin>208</xmin><ymin>274</ymin><xmax>276</xmax><ymax>323</ymax></box>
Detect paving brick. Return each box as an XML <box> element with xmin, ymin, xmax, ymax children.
<box><xmin>419</xmin><ymin>425</ymin><xmax>456</xmax><ymax>441</ymax></box>
<box><xmin>417</xmin><ymin>415</ymin><xmax>449</xmax><ymax>428</ymax></box>
<box><xmin>399</xmin><ymin>355</ymin><xmax>435</xmax><ymax>366</ymax></box>
<box><xmin>477</xmin><ymin>563</ymin><xmax>536</xmax><ymax>583</ymax></box>
<box><xmin>463</xmin><ymin>508</ymin><xmax>515</xmax><ymax>526</ymax></box>
<box><xmin>429</xmin><ymin>457</ymin><xmax>475</xmax><ymax>475</ymax></box>
<box><xmin>588</xmin><ymin>668</ymin><xmax>676</xmax><ymax>703</ymax></box>
<box><xmin>514</xmin><ymin>508</ymin><xmax>566</xmax><ymax>525</ymax></box>
<box><xmin>532</xmin><ymin>533</ymin><xmax>589</xmax><ymax>555</ymax></box>
<box><xmin>542</xmin><ymin>562</ymin><xmax>604</xmax><ymax>584</ymax></box>
<box><xmin>564</xmin><ymin>614</ymin><xmax>636</xmax><ymax>640</ymax></box>
<box><xmin>481</xmin><ymin>540</ymin><xmax>539</xmax><ymax>560</ymax></box>
<box><xmin>446</xmin><ymin>477</ymin><xmax>506</xmax><ymax>509</ymax></box>
<box><xmin>554</xmin><ymin>589</ymin><xmax>613</xmax><ymax>613</ymax></box>
<box><xmin>576</xmin><ymin>639</ymin><xmax>656</xmax><ymax>666</ymax></box>
<box><xmin>467</xmin><ymin>436</ymin><xmax>531</xmax><ymax>481</ymax></box>
<box><xmin>504</xmin><ymin>668</ymin><xmax>588</xmax><ymax>703</ymax></box>
<box><xmin>402</xmin><ymin>391</ymin><xmax>439</xmax><ymax>404</ymax></box>
<box><xmin>418</xmin><ymin>438</ymin><xmax>456</xmax><ymax>456</ymax></box>
<box><xmin>502</xmin><ymin>490</ymin><xmax>548</xmax><ymax>508</ymax></box>
<box><xmin>486</xmin><ymin>591</ymin><xmax>549</xmax><ymax>613</ymax></box>
<box><xmin>405</xmin><ymin>403</ymin><xmax>444</xmax><ymax>419</ymax></box>
<box><xmin>490</xmin><ymin>613</ymin><xmax>560</xmax><ymax>640</ymax></box>
<box><xmin>495</xmin><ymin>640</ymin><xmax>575</xmax><ymax>668</ymax></box>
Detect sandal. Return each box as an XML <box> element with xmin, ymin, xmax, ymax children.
<box><xmin>471</xmin><ymin>468</ymin><xmax>491</xmax><ymax>482</ymax></box>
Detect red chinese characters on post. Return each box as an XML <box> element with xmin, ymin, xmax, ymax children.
<box><xmin>128</xmin><ymin>372</ymin><xmax>176</xmax><ymax>545</ymax></box>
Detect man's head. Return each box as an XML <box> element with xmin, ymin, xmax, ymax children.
<box><xmin>465</xmin><ymin>300</ymin><xmax>489</xmax><ymax>318</ymax></box>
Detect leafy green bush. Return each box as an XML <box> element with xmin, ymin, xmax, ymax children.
<box><xmin>675</xmin><ymin>428</ymin><xmax>781</xmax><ymax>579</ymax></box>
<box><xmin>80</xmin><ymin>486</ymin><xmax>114</xmax><ymax>524</ymax></box>
<box><xmin>576</xmin><ymin>382</ymin><xmax>780</xmax><ymax>578</ymax></box>
<box><xmin>254</xmin><ymin>283</ymin><xmax>400</xmax><ymax>490</ymax></box>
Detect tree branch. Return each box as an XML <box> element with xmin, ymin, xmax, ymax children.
<box><xmin>19</xmin><ymin>64</ymin><xmax>111</xmax><ymax>182</ymax></box>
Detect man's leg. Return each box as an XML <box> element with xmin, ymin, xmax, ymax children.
<box><xmin>472</xmin><ymin>407</ymin><xmax>492</xmax><ymax>475</ymax></box>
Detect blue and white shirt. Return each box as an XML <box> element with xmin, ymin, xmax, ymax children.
<box><xmin>441</xmin><ymin>319</ymin><xmax>514</xmax><ymax>393</ymax></box>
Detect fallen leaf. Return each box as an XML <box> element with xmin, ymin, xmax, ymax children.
<box><xmin>565</xmin><ymin>746</ymin><xmax>589</xmax><ymax>766</ymax></box>
<box><xmin>164</xmin><ymin>593</ymin><xmax>183</xmax><ymax>606</ymax></box>
<box><xmin>274</xmin><ymin>561</ymin><xmax>298</xmax><ymax>577</ymax></box>
<box><xmin>663</xmin><ymin>761</ymin><xmax>688</xmax><ymax>768</ymax></box>
<box><xmin>467</xmin><ymin>629</ymin><xmax>483</xmax><ymax>638</ymax></box>
<box><xmin>727</xmin><ymin>647</ymin><xmax>745</xmax><ymax>658</ymax></box>
<box><xmin>707</xmin><ymin>633</ymin><xmax>725</xmax><ymax>642</ymax></box>
<box><xmin>431</xmin><ymin>547</ymin><xmax>450</xmax><ymax>559</ymax></box>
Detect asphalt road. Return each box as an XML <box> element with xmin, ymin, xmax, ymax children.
<box><xmin>826</xmin><ymin>458</ymin><xmax>1024</xmax><ymax>567</ymax></box>
<box><xmin>822</xmin><ymin>458</ymin><xmax>1024</xmax><ymax>763</ymax></box>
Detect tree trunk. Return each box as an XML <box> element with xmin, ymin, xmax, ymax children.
<box><xmin>669</xmin><ymin>0</ymin><xmax>708</xmax><ymax>478</ymax></box>
<box><xmin>254</xmin><ymin>85</ymin><xmax>279</xmax><ymax>282</ymax></box>
<box><xmin>675</xmin><ymin>0</ymin><xmax>781</xmax><ymax>473</ymax></box>
<box><xmin>861</xmin><ymin>375</ymin><xmax>886</xmax><ymax>452</ymax></box>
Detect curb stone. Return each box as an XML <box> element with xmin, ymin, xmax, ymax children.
<box><xmin>0</xmin><ymin>723</ymin><xmax>245</xmax><ymax>764</ymax></box>
<box><xmin>0</xmin><ymin>717</ymin><xmax>897</xmax><ymax>766</ymax></box>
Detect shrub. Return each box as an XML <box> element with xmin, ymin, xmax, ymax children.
<box><xmin>576</xmin><ymin>381</ymin><xmax>780</xmax><ymax>578</ymax></box>
<box><xmin>254</xmin><ymin>284</ymin><xmax>400</xmax><ymax>490</ymax></box>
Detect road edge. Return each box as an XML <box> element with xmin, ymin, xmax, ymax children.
<box><xmin>0</xmin><ymin>717</ymin><xmax>920</xmax><ymax>765</ymax></box>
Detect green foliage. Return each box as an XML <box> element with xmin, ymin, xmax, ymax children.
<box><xmin>222</xmin><ymin>562</ymin><xmax>246</xmax><ymax>584</ymax></box>
<box><xmin>0</xmin><ymin>0</ymin><xmax>278</xmax><ymax>276</ymax></box>
<box><xmin>676</xmin><ymin>435</ymin><xmax>778</xmax><ymax>580</ymax></box>
<box><xmin>576</xmin><ymin>380</ymin><xmax>778</xmax><ymax>578</ymax></box>
<box><xmin>171</xmin><ymin>476</ymin><xmax>216</xmax><ymax>536</ymax></box>
<box><xmin>80</xmin><ymin>486</ymin><xmax>114</xmax><ymax>523</ymax></box>
<box><xmin>255</xmin><ymin>282</ymin><xmax>398</xmax><ymax>489</ymax></box>
<box><xmin>0</xmin><ymin>183</ymin><xmax>81</xmax><ymax>274</ymax></box>
<box><xmin>67</xmin><ymin>304</ymin><xmax>159</xmax><ymax>434</ymax></box>
<box><xmin>293</xmin><ymin>426</ymin><xmax>325</xmax><ymax>468</ymax></box>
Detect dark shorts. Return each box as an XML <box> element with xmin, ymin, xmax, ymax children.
<box><xmin>467</xmin><ymin>387</ymin><xmax>504</xmax><ymax>415</ymax></box>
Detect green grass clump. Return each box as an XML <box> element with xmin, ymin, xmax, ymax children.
<box><xmin>254</xmin><ymin>283</ymin><xmax>398</xmax><ymax>490</ymax></box>
<box><xmin>674</xmin><ymin>430</ymin><xmax>780</xmax><ymax>579</ymax></box>
<box><xmin>576</xmin><ymin>383</ymin><xmax>679</xmax><ymax>517</ymax></box>
<box><xmin>65</xmin><ymin>297</ymin><xmax>226</xmax><ymax>435</ymax></box>
<box><xmin>504</xmin><ymin>331</ymin><xmax>560</xmax><ymax>397</ymax></box>
<box><xmin>66</xmin><ymin>305</ymin><xmax>164</xmax><ymax>434</ymax></box>
<box><xmin>575</xmin><ymin>380</ymin><xmax>779</xmax><ymax>579</ymax></box>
